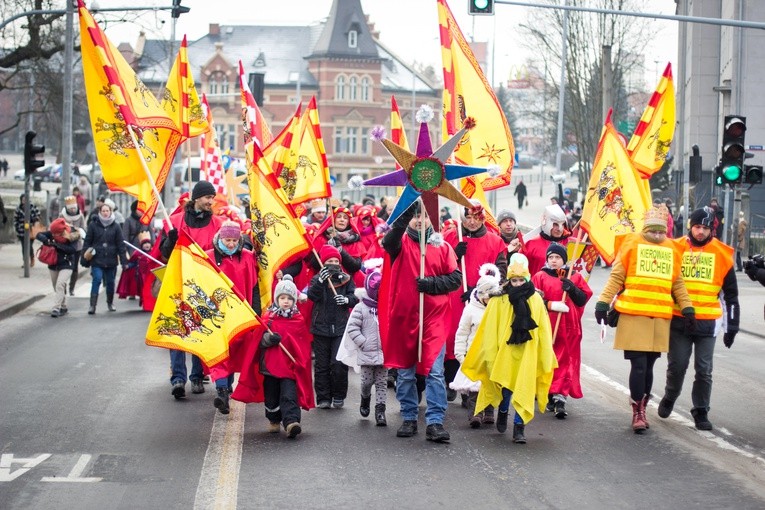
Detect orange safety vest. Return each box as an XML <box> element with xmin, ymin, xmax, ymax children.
<box><xmin>613</xmin><ymin>234</ymin><xmax>683</xmax><ymax>319</ymax></box>
<box><xmin>671</xmin><ymin>237</ymin><xmax>734</xmax><ymax>319</ymax></box>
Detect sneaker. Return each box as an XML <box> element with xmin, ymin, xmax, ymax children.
<box><xmin>190</xmin><ymin>380</ymin><xmax>205</xmax><ymax>394</ymax></box>
<box><xmin>425</xmin><ymin>423</ymin><xmax>450</xmax><ymax>443</ymax></box>
<box><xmin>545</xmin><ymin>395</ymin><xmax>555</xmax><ymax>413</ymax></box>
<box><xmin>554</xmin><ymin>399</ymin><xmax>567</xmax><ymax>419</ymax></box>
<box><xmin>496</xmin><ymin>410</ymin><xmax>509</xmax><ymax>433</ymax></box>
<box><xmin>50</xmin><ymin>309</ymin><xmax>60</xmax><ymax>318</ymax></box>
<box><xmin>657</xmin><ymin>397</ymin><xmax>674</xmax><ymax>419</ymax></box>
<box><xmin>446</xmin><ymin>388</ymin><xmax>457</xmax><ymax>402</ymax></box>
<box><xmin>317</xmin><ymin>400</ymin><xmax>331</xmax><ymax>409</ymax></box>
<box><xmin>331</xmin><ymin>398</ymin><xmax>345</xmax><ymax>409</ymax></box>
<box><xmin>267</xmin><ymin>422</ymin><xmax>281</xmax><ymax>433</ymax></box>
<box><xmin>396</xmin><ymin>420</ymin><xmax>418</xmax><ymax>438</ymax></box>
<box><xmin>58</xmin><ymin>307</ymin><xmax>68</xmax><ymax>316</ymax></box>
<box><xmin>286</xmin><ymin>422</ymin><xmax>302</xmax><ymax>439</ymax></box>
<box><xmin>171</xmin><ymin>382</ymin><xmax>186</xmax><ymax>399</ymax></box>
<box><xmin>203</xmin><ymin>375</ymin><xmax>211</xmax><ymax>384</ymax></box>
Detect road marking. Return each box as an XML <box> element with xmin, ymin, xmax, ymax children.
<box><xmin>582</xmin><ymin>364</ymin><xmax>765</xmax><ymax>467</ymax></box>
<box><xmin>0</xmin><ymin>454</ymin><xmax>51</xmax><ymax>482</ymax></box>
<box><xmin>41</xmin><ymin>454</ymin><xmax>102</xmax><ymax>482</ymax></box>
<box><xmin>194</xmin><ymin>400</ymin><xmax>245</xmax><ymax>510</ymax></box>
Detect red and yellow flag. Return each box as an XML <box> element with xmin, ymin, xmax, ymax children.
<box><xmin>627</xmin><ymin>63</ymin><xmax>675</xmax><ymax>178</ymax></box>
<box><xmin>438</xmin><ymin>0</ymin><xmax>515</xmax><ymax>193</ymax></box>
<box><xmin>581</xmin><ymin>119</ymin><xmax>652</xmax><ymax>264</ymax></box>
<box><xmin>199</xmin><ymin>94</ymin><xmax>226</xmax><ymax>196</ymax></box>
<box><xmin>145</xmin><ymin>231</ymin><xmax>262</xmax><ymax>366</ymax></box>
<box><xmin>239</xmin><ymin>60</ymin><xmax>272</xmax><ymax>149</ymax></box>
<box><xmin>78</xmin><ymin>0</ymin><xmax>182</xmax><ymax>224</ymax></box>
<box><xmin>390</xmin><ymin>95</ymin><xmax>410</xmax><ymax>163</ymax></box>
<box><xmin>246</xmin><ymin>140</ymin><xmax>312</xmax><ymax>311</ymax></box>
<box><xmin>270</xmin><ymin>96</ymin><xmax>331</xmax><ymax>206</ymax></box>
<box><xmin>162</xmin><ymin>35</ymin><xmax>208</xmax><ymax>139</ymax></box>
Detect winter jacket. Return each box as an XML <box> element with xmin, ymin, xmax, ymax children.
<box><xmin>453</xmin><ymin>292</ymin><xmax>488</xmax><ymax>364</ymax></box>
<box><xmin>345</xmin><ymin>289</ymin><xmax>383</xmax><ymax>366</ymax></box>
<box><xmin>13</xmin><ymin>203</ymin><xmax>40</xmax><ymax>238</ymax></box>
<box><xmin>122</xmin><ymin>213</ymin><xmax>153</xmax><ymax>255</ymax></box>
<box><xmin>83</xmin><ymin>217</ymin><xmax>128</xmax><ymax>268</ymax></box>
<box><xmin>307</xmin><ymin>273</ymin><xmax>358</xmax><ymax>337</ymax></box>
<box><xmin>61</xmin><ymin>209</ymin><xmax>86</xmax><ymax>251</ymax></box>
<box><xmin>35</xmin><ymin>231</ymin><xmax>78</xmax><ymax>271</ymax></box>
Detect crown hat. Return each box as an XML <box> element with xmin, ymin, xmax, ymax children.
<box><xmin>506</xmin><ymin>253</ymin><xmax>531</xmax><ymax>282</ymax></box>
<box><xmin>643</xmin><ymin>206</ymin><xmax>669</xmax><ymax>230</ymax></box>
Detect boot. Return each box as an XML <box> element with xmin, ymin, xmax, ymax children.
<box><xmin>496</xmin><ymin>410</ymin><xmax>509</xmax><ymax>433</ymax></box>
<box><xmin>657</xmin><ymin>396</ymin><xmax>675</xmax><ymax>419</ymax></box>
<box><xmin>359</xmin><ymin>395</ymin><xmax>371</xmax><ymax>417</ymax></box>
<box><xmin>512</xmin><ymin>423</ymin><xmax>526</xmax><ymax>444</ymax></box>
<box><xmin>88</xmin><ymin>294</ymin><xmax>98</xmax><ymax>315</ymax></box>
<box><xmin>631</xmin><ymin>399</ymin><xmax>647</xmax><ymax>434</ymax></box>
<box><xmin>107</xmin><ymin>292</ymin><xmax>116</xmax><ymax>312</ymax></box>
<box><xmin>691</xmin><ymin>408</ymin><xmax>713</xmax><ymax>431</ymax></box>
<box><xmin>213</xmin><ymin>387</ymin><xmax>230</xmax><ymax>415</ymax></box>
<box><xmin>375</xmin><ymin>404</ymin><xmax>387</xmax><ymax>427</ymax></box>
<box><xmin>640</xmin><ymin>395</ymin><xmax>651</xmax><ymax>429</ymax></box>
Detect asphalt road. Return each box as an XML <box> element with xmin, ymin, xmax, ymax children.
<box><xmin>1</xmin><ymin>274</ymin><xmax>764</xmax><ymax>509</ymax></box>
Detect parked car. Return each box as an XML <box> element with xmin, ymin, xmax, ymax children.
<box><xmin>568</xmin><ymin>161</ymin><xmax>592</xmax><ymax>176</ymax></box>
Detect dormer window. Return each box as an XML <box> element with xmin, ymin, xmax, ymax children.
<box><xmin>348</xmin><ymin>30</ymin><xmax>357</xmax><ymax>48</ymax></box>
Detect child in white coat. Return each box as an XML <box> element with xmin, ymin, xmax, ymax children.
<box><xmin>451</xmin><ymin>264</ymin><xmax>501</xmax><ymax>428</ymax></box>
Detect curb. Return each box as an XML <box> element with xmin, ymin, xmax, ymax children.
<box><xmin>0</xmin><ymin>294</ymin><xmax>45</xmax><ymax>322</ymax></box>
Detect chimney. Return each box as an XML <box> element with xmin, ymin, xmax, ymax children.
<box><xmin>134</xmin><ymin>31</ymin><xmax>146</xmax><ymax>58</ymax></box>
<box><xmin>209</xmin><ymin>23</ymin><xmax>220</xmax><ymax>36</ymax></box>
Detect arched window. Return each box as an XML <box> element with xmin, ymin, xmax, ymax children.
<box><xmin>360</xmin><ymin>77</ymin><xmax>370</xmax><ymax>102</ymax></box>
<box><xmin>208</xmin><ymin>76</ymin><xmax>218</xmax><ymax>95</ymax></box>
<box><xmin>349</xmin><ymin>76</ymin><xmax>357</xmax><ymax>101</ymax></box>
<box><xmin>220</xmin><ymin>76</ymin><xmax>229</xmax><ymax>95</ymax></box>
<box><xmin>348</xmin><ymin>30</ymin><xmax>357</xmax><ymax>48</ymax></box>
<box><xmin>335</xmin><ymin>75</ymin><xmax>346</xmax><ymax>100</ymax></box>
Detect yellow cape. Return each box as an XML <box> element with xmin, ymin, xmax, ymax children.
<box><xmin>461</xmin><ymin>291</ymin><xmax>557</xmax><ymax>424</ymax></box>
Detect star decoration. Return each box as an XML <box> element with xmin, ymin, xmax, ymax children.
<box><xmin>363</xmin><ymin>107</ymin><xmax>488</xmax><ymax>228</ymax></box>
<box><xmin>477</xmin><ymin>143</ymin><xmax>506</xmax><ymax>164</ymax></box>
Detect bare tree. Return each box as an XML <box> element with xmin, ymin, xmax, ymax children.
<box><xmin>519</xmin><ymin>0</ymin><xmax>657</xmax><ymax>191</ymax></box>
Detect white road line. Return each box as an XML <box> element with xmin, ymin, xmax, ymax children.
<box><xmin>194</xmin><ymin>400</ymin><xmax>246</xmax><ymax>510</ymax></box>
<box><xmin>41</xmin><ymin>454</ymin><xmax>102</xmax><ymax>482</ymax></box>
<box><xmin>582</xmin><ymin>363</ymin><xmax>765</xmax><ymax>467</ymax></box>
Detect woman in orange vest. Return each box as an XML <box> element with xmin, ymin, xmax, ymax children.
<box><xmin>657</xmin><ymin>207</ymin><xmax>739</xmax><ymax>431</ymax></box>
<box><xmin>594</xmin><ymin>206</ymin><xmax>695</xmax><ymax>434</ymax></box>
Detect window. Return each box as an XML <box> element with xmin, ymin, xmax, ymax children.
<box><xmin>334</xmin><ymin>126</ymin><xmax>371</xmax><ymax>155</ymax></box>
<box><xmin>360</xmin><ymin>77</ymin><xmax>370</xmax><ymax>102</ymax></box>
<box><xmin>348</xmin><ymin>30</ymin><xmax>357</xmax><ymax>48</ymax></box>
<box><xmin>220</xmin><ymin>76</ymin><xmax>229</xmax><ymax>95</ymax></box>
<box><xmin>335</xmin><ymin>75</ymin><xmax>346</xmax><ymax>100</ymax></box>
<box><xmin>349</xmin><ymin>76</ymin><xmax>357</xmax><ymax>101</ymax></box>
<box><xmin>334</xmin><ymin>127</ymin><xmax>344</xmax><ymax>153</ymax></box>
<box><xmin>208</xmin><ymin>76</ymin><xmax>218</xmax><ymax>95</ymax></box>
<box><xmin>227</xmin><ymin>124</ymin><xmax>236</xmax><ymax>151</ymax></box>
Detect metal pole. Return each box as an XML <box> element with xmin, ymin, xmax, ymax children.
<box><xmin>60</xmin><ymin>0</ymin><xmax>74</xmax><ymax>199</ymax></box>
<box><xmin>554</xmin><ymin>3</ymin><xmax>569</xmax><ymax>177</ymax></box>
<box><xmin>678</xmin><ymin>0</ymin><xmax>689</xmax><ymax>221</ymax></box>
<box><xmin>23</xmin><ymin>177</ymin><xmax>30</xmax><ymax>278</ymax></box>
<box><xmin>602</xmin><ymin>45</ymin><xmax>613</xmax><ymax>125</ymax></box>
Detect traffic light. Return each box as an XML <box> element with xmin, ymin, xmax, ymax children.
<box><xmin>744</xmin><ymin>164</ymin><xmax>763</xmax><ymax>185</ymax></box>
<box><xmin>689</xmin><ymin>144</ymin><xmax>702</xmax><ymax>185</ymax></box>
<box><xmin>171</xmin><ymin>0</ymin><xmax>190</xmax><ymax>18</ymax></box>
<box><xmin>719</xmin><ymin>115</ymin><xmax>746</xmax><ymax>184</ymax></box>
<box><xmin>468</xmin><ymin>0</ymin><xmax>494</xmax><ymax>15</ymax></box>
<box><xmin>24</xmin><ymin>131</ymin><xmax>44</xmax><ymax>176</ymax></box>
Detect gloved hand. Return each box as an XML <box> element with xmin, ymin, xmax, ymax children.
<box><xmin>549</xmin><ymin>301</ymin><xmax>570</xmax><ymax>313</ymax></box>
<box><xmin>167</xmin><ymin>228</ymin><xmax>178</xmax><ymax>244</ymax></box>
<box><xmin>261</xmin><ymin>331</ymin><xmax>282</xmax><ymax>347</ymax></box>
<box><xmin>682</xmin><ymin>307</ymin><xmax>696</xmax><ymax>333</ymax></box>
<box><xmin>416</xmin><ymin>277</ymin><xmax>434</xmax><ymax>294</ymax></box>
<box><xmin>460</xmin><ymin>289</ymin><xmax>472</xmax><ymax>303</ymax></box>
<box><xmin>560</xmin><ymin>277</ymin><xmax>575</xmax><ymax>293</ymax></box>
<box><xmin>594</xmin><ymin>301</ymin><xmax>609</xmax><ymax>325</ymax></box>
<box><xmin>454</xmin><ymin>241</ymin><xmax>468</xmax><ymax>259</ymax></box>
<box><xmin>723</xmin><ymin>331</ymin><xmax>736</xmax><ymax>348</ymax></box>
<box><xmin>318</xmin><ymin>266</ymin><xmax>331</xmax><ymax>283</ymax></box>
<box><xmin>334</xmin><ymin>294</ymin><xmax>349</xmax><ymax>306</ymax></box>
<box><xmin>327</xmin><ymin>236</ymin><xmax>340</xmax><ymax>248</ymax></box>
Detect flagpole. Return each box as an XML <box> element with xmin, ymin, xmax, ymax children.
<box><xmin>122</xmin><ymin>240</ymin><xmax>164</xmax><ymax>266</ymax></box>
<box><xmin>186</xmin><ymin>140</ymin><xmax>193</xmax><ymax>194</ymax></box>
<box><xmin>311</xmin><ymin>248</ymin><xmax>339</xmax><ymax>296</ymax></box>
<box><xmin>552</xmin><ymin>231</ymin><xmax>588</xmax><ymax>340</ymax></box>
<box><xmin>418</xmin><ymin>198</ymin><xmax>426</xmax><ymax>363</ymax></box>
<box><xmin>127</xmin><ymin>125</ymin><xmax>173</xmax><ymax>231</ymax></box>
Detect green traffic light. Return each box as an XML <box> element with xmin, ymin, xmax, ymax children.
<box><xmin>474</xmin><ymin>0</ymin><xmax>489</xmax><ymax>8</ymax></box>
<box><xmin>721</xmin><ymin>164</ymin><xmax>741</xmax><ymax>182</ymax></box>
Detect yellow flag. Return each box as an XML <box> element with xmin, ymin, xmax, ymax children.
<box><xmin>145</xmin><ymin>232</ymin><xmax>261</xmax><ymax>366</ymax></box>
<box><xmin>626</xmin><ymin>63</ymin><xmax>675</xmax><ymax>178</ymax></box>
<box><xmin>79</xmin><ymin>2</ymin><xmax>182</xmax><ymax>224</ymax></box>
<box><xmin>246</xmin><ymin>141</ymin><xmax>312</xmax><ymax>311</ymax></box>
<box><xmin>438</xmin><ymin>0</ymin><xmax>515</xmax><ymax>191</ymax></box>
<box><xmin>581</xmin><ymin>121</ymin><xmax>652</xmax><ymax>264</ymax></box>
<box><xmin>162</xmin><ymin>35</ymin><xmax>208</xmax><ymax>138</ymax></box>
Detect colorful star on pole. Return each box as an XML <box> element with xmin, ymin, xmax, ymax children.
<box><xmin>363</xmin><ymin>105</ymin><xmax>487</xmax><ymax>229</ymax></box>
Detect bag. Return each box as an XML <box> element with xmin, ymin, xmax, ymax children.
<box><xmin>525</xmin><ymin>198</ymin><xmax>529</xmax><ymax>207</ymax></box>
<box><xmin>36</xmin><ymin>244</ymin><xmax>58</xmax><ymax>266</ymax></box>
<box><xmin>82</xmin><ymin>246</ymin><xmax>95</xmax><ymax>261</ymax></box>
<box><xmin>30</xmin><ymin>221</ymin><xmax>45</xmax><ymax>239</ymax></box>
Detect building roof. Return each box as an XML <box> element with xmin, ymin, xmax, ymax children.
<box><xmin>308</xmin><ymin>0</ymin><xmax>381</xmax><ymax>60</ymax></box>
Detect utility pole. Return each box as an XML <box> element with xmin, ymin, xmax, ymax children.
<box><xmin>601</xmin><ymin>45</ymin><xmax>612</xmax><ymax>125</ymax></box>
<box><xmin>60</xmin><ymin>0</ymin><xmax>74</xmax><ymax>199</ymax></box>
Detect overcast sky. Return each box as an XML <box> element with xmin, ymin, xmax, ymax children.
<box><xmin>82</xmin><ymin>0</ymin><xmax>678</xmax><ymax>88</ymax></box>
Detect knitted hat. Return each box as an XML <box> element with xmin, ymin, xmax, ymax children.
<box><xmin>364</xmin><ymin>270</ymin><xmax>383</xmax><ymax>301</ymax></box>
<box><xmin>496</xmin><ymin>209</ymin><xmax>516</xmax><ymax>225</ymax></box>
<box><xmin>103</xmin><ymin>198</ymin><xmax>116</xmax><ymax>211</ymax></box>
<box><xmin>507</xmin><ymin>253</ymin><xmax>531</xmax><ymax>282</ymax></box>
<box><xmin>274</xmin><ymin>275</ymin><xmax>298</xmax><ymax>302</ymax></box>
<box><xmin>319</xmin><ymin>244</ymin><xmax>341</xmax><ymax>263</ymax></box>
<box><xmin>49</xmin><ymin>217</ymin><xmax>69</xmax><ymax>237</ymax></box>
<box><xmin>546</xmin><ymin>242</ymin><xmax>568</xmax><ymax>263</ymax></box>
<box><xmin>64</xmin><ymin>195</ymin><xmax>77</xmax><ymax>207</ymax></box>
<box><xmin>218</xmin><ymin>220</ymin><xmax>242</xmax><ymax>240</ymax></box>
<box><xmin>191</xmin><ymin>180</ymin><xmax>216</xmax><ymax>201</ymax></box>
<box><xmin>475</xmin><ymin>263</ymin><xmax>501</xmax><ymax>299</ymax></box>
<box><xmin>689</xmin><ymin>207</ymin><xmax>715</xmax><ymax>229</ymax></box>
<box><xmin>643</xmin><ymin>206</ymin><xmax>669</xmax><ymax>231</ymax></box>
<box><xmin>462</xmin><ymin>199</ymin><xmax>485</xmax><ymax>221</ymax></box>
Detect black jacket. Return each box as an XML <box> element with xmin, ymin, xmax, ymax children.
<box><xmin>35</xmin><ymin>231</ymin><xmax>77</xmax><ymax>270</ymax></box>
<box><xmin>670</xmin><ymin>266</ymin><xmax>739</xmax><ymax>336</ymax></box>
<box><xmin>307</xmin><ymin>274</ymin><xmax>358</xmax><ymax>337</ymax></box>
<box><xmin>83</xmin><ymin>219</ymin><xmax>128</xmax><ymax>268</ymax></box>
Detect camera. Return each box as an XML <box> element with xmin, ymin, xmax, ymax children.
<box><xmin>743</xmin><ymin>254</ymin><xmax>765</xmax><ymax>272</ymax></box>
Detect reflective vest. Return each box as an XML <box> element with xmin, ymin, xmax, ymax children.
<box><xmin>614</xmin><ymin>234</ymin><xmax>682</xmax><ymax>319</ymax></box>
<box><xmin>672</xmin><ymin>237</ymin><xmax>734</xmax><ymax>319</ymax></box>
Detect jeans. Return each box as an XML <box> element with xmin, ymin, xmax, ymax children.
<box><xmin>499</xmin><ymin>388</ymin><xmax>524</xmax><ymax>425</ymax></box>
<box><xmin>215</xmin><ymin>373</ymin><xmax>235</xmax><ymax>391</ymax></box>
<box><xmin>263</xmin><ymin>375</ymin><xmax>300</xmax><ymax>427</ymax></box>
<box><xmin>396</xmin><ymin>344</ymin><xmax>447</xmax><ymax>425</ymax></box>
<box><xmin>664</xmin><ymin>330</ymin><xmax>716</xmax><ymax>410</ymax></box>
<box><xmin>169</xmin><ymin>350</ymin><xmax>203</xmax><ymax>385</ymax></box>
<box><xmin>313</xmin><ymin>335</ymin><xmax>348</xmax><ymax>403</ymax></box>
<box><xmin>90</xmin><ymin>265</ymin><xmax>117</xmax><ymax>295</ymax></box>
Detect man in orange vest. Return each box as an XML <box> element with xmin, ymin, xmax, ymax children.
<box><xmin>657</xmin><ymin>207</ymin><xmax>739</xmax><ymax>431</ymax></box>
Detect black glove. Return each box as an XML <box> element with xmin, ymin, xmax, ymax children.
<box><xmin>167</xmin><ymin>228</ymin><xmax>178</xmax><ymax>244</ymax></box>
<box><xmin>261</xmin><ymin>331</ymin><xmax>282</xmax><ymax>348</ymax></box>
<box><xmin>723</xmin><ymin>331</ymin><xmax>736</xmax><ymax>348</ymax></box>
<box><xmin>318</xmin><ymin>266</ymin><xmax>331</xmax><ymax>283</ymax></box>
<box><xmin>594</xmin><ymin>301</ymin><xmax>609</xmax><ymax>325</ymax></box>
<box><xmin>460</xmin><ymin>289</ymin><xmax>472</xmax><ymax>303</ymax></box>
<box><xmin>454</xmin><ymin>241</ymin><xmax>467</xmax><ymax>259</ymax></box>
<box><xmin>682</xmin><ymin>308</ymin><xmax>696</xmax><ymax>333</ymax></box>
<box><xmin>416</xmin><ymin>277</ymin><xmax>434</xmax><ymax>294</ymax></box>
<box><xmin>334</xmin><ymin>294</ymin><xmax>349</xmax><ymax>306</ymax></box>
<box><xmin>561</xmin><ymin>277</ymin><xmax>575</xmax><ymax>293</ymax></box>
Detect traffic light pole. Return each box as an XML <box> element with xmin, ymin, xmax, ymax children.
<box><xmin>23</xmin><ymin>176</ymin><xmax>31</xmax><ymax>278</ymax></box>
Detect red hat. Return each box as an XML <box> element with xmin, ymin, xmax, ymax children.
<box><xmin>319</xmin><ymin>244</ymin><xmax>341</xmax><ymax>263</ymax></box>
<box><xmin>49</xmin><ymin>218</ymin><xmax>69</xmax><ymax>237</ymax></box>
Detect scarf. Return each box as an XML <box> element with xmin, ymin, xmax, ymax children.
<box><xmin>362</xmin><ymin>297</ymin><xmax>378</xmax><ymax>315</ymax></box>
<box><xmin>62</xmin><ymin>209</ymin><xmax>82</xmax><ymax>223</ymax></box>
<box><xmin>217</xmin><ymin>238</ymin><xmax>238</xmax><ymax>256</ymax></box>
<box><xmin>405</xmin><ymin>226</ymin><xmax>434</xmax><ymax>244</ymax></box>
<box><xmin>98</xmin><ymin>213</ymin><xmax>115</xmax><ymax>228</ymax></box>
<box><xmin>268</xmin><ymin>303</ymin><xmax>298</xmax><ymax>319</ymax></box>
<box><xmin>505</xmin><ymin>281</ymin><xmax>538</xmax><ymax>345</ymax></box>
<box><xmin>332</xmin><ymin>228</ymin><xmax>360</xmax><ymax>245</ymax></box>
